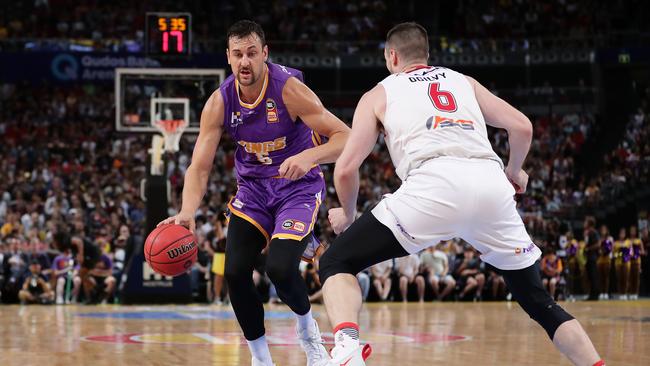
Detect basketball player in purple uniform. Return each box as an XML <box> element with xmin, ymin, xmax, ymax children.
<box><xmin>159</xmin><ymin>20</ymin><xmax>349</xmax><ymax>366</ymax></box>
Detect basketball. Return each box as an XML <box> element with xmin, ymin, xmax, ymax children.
<box><xmin>144</xmin><ymin>224</ymin><xmax>198</xmax><ymax>277</ymax></box>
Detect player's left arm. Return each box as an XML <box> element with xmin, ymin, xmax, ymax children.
<box><xmin>280</xmin><ymin>77</ymin><xmax>350</xmax><ymax>180</ymax></box>
<box><xmin>328</xmin><ymin>84</ymin><xmax>385</xmax><ymax>234</ymax></box>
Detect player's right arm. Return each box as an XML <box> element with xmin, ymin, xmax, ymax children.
<box><xmin>467</xmin><ymin>76</ymin><xmax>533</xmax><ymax>194</ymax></box>
<box><xmin>328</xmin><ymin>85</ymin><xmax>385</xmax><ymax>234</ymax></box>
<box><xmin>158</xmin><ymin>90</ymin><xmax>224</xmax><ymax>233</ymax></box>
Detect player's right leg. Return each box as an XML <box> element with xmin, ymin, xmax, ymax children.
<box><xmin>224</xmin><ymin>215</ymin><xmax>273</xmax><ymax>365</ymax></box>
<box><xmin>319</xmin><ymin>212</ymin><xmax>409</xmax><ymax>365</ymax></box>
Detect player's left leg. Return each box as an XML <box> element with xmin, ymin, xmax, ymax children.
<box><xmin>269</xmin><ymin>182</ymin><xmax>329</xmax><ymax>365</ymax></box>
<box><xmin>501</xmin><ymin>262</ymin><xmax>602</xmax><ymax>366</ymax></box>
<box><xmin>467</xmin><ymin>160</ymin><xmax>603</xmax><ymax>365</ymax></box>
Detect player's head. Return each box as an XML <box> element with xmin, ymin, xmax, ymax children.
<box><xmin>226</xmin><ymin>20</ymin><xmax>268</xmax><ymax>87</ymax></box>
<box><xmin>384</xmin><ymin>22</ymin><xmax>429</xmax><ymax>74</ymax></box>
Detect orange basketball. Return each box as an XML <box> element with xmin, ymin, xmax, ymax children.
<box><xmin>144</xmin><ymin>224</ymin><xmax>197</xmax><ymax>277</ymax></box>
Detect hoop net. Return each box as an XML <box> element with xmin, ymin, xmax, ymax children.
<box><xmin>153</xmin><ymin>119</ymin><xmax>188</xmax><ymax>152</ymax></box>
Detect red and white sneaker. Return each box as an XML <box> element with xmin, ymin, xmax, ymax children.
<box><xmin>327</xmin><ymin>344</ymin><xmax>372</xmax><ymax>366</ymax></box>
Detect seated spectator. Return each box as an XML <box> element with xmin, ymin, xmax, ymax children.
<box><xmin>420</xmin><ymin>243</ymin><xmax>456</xmax><ymax>301</ymax></box>
<box><xmin>70</xmin><ymin>235</ymin><xmax>101</xmax><ymax>302</ymax></box>
<box><xmin>485</xmin><ymin>264</ymin><xmax>507</xmax><ymax>300</ymax></box>
<box><xmin>354</xmin><ymin>270</ymin><xmax>370</xmax><ymax>302</ymax></box>
<box><xmin>370</xmin><ymin>259</ymin><xmax>393</xmax><ymax>301</ymax></box>
<box><xmin>18</xmin><ymin>260</ymin><xmax>54</xmax><ymax>304</ymax></box>
<box><xmin>209</xmin><ymin>216</ymin><xmax>227</xmax><ymax>305</ymax></box>
<box><xmin>304</xmin><ymin>262</ymin><xmax>322</xmax><ymax>303</ymax></box>
<box><xmin>50</xmin><ymin>247</ymin><xmax>74</xmax><ymax>304</ymax></box>
<box><xmin>87</xmin><ymin>253</ymin><xmax>117</xmax><ymax>304</ymax></box>
<box><xmin>454</xmin><ymin>246</ymin><xmax>485</xmax><ymax>301</ymax></box>
<box><xmin>396</xmin><ymin>253</ymin><xmax>425</xmax><ymax>302</ymax></box>
<box><xmin>541</xmin><ymin>248</ymin><xmax>563</xmax><ymax>299</ymax></box>
<box><xmin>2</xmin><ymin>237</ymin><xmax>27</xmax><ymax>302</ymax></box>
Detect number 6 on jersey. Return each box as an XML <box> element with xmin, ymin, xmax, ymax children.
<box><xmin>428</xmin><ymin>82</ymin><xmax>457</xmax><ymax>113</ymax></box>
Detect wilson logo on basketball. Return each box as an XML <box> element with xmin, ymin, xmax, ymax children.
<box><xmin>167</xmin><ymin>242</ymin><xmax>196</xmax><ymax>259</ymax></box>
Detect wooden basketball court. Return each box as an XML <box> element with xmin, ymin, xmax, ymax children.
<box><xmin>1</xmin><ymin>301</ymin><xmax>648</xmax><ymax>365</ymax></box>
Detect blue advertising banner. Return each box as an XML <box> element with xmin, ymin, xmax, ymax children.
<box><xmin>0</xmin><ymin>52</ymin><xmax>227</xmax><ymax>83</ymax></box>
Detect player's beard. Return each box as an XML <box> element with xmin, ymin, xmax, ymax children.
<box><xmin>237</xmin><ymin>66</ymin><xmax>257</xmax><ymax>86</ymax></box>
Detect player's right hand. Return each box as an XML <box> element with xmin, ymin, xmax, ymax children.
<box><xmin>157</xmin><ymin>211</ymin><xmax>196</xmax><ymax>233</ymax></box>
<box><xmin>328</xmin><ymin>207</ymin><xmax>355</xmax><ymax>235</ymax></box>
<box><xmin>505</xmin><ymin>166</ymin><xmax>528</xmax><ymax>194</ymax></box>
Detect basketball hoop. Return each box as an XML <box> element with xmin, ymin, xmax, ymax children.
<box><xmin>154</xmin><ymin>119</ymin><xmax>188</xmax><ymax>152</ymax></box>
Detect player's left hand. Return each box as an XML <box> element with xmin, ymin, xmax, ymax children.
<box><xmin>278</xmin><ymin>152</ymin><xmax>315</xmax><ymax>180</ymax></box>
<box><xmin>328</xmin><ymin>207</ymin><xmax>355</xmax><ymax>235</ymax></box>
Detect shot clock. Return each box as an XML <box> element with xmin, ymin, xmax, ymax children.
<box><xmin>146</xmin><ymin>12</ymin><xmax>191</xmax><ymax>56</ymax></box>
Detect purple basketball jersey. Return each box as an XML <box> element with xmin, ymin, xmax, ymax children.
<box><xmin>220</xmin><ymin>62</ymin><xmax>322</xmax><ymax>179</ymax></box>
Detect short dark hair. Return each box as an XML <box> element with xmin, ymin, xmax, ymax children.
<box><xmin>386</xmin><ymin>22</ymin><xmax>429</xmax><ymax>62</ymax></box>
<box><xmin>227</xmin><ymin>20</ymin><xmax>266</xmax><ymax>48</ymax></box>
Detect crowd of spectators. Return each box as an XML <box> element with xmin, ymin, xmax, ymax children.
<box><xmin>1</xmin><ymin>0</ymin><xmax>648</xmax><ymax>53</ymax></box>
<box><xmin>1</xmin><ymin>78</ymin><xmax>648</xmax><ymax>304</ymax></box>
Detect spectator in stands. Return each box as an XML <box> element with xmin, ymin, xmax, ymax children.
<box><xmin>614</xmin><ymin>228</ymin><xmax>631</xmax><ymax>300</ymax></box>
<box><xmin>420</xmin><ymin>244</ymin><xmax>456</xmax><ymax>301</ymax></box>
<box><xmin>485</xmin><ymin>264</ymin><xmax>507</xmax><ymax>300</ymax></box>
<box><xmin>641</xmin><ymin>226</ymin><xmax>650</xmax><ymax>296</ymax></box>
<box><xmin>396</xmin><ymin>254</ymin><xmax>425</xmax><ymax>303</ymax></box>
<box><xmin>2</xmin><ymin>237</ymin><xmax>27</xmax><ymax>302</ymax></box>
<box><xmin>18</xmin><ymin>259</ymin><xmax>54</xmax><ymax>304</ymax></box>
<box><xmin>370</xmin><ymin>259</ymin><xmax>393</xmax><ymax>301</ymax></box>
<box><xmin>564</xmin><ymin>230</ymin><xmax>583</xmax><ymax>298</ymax></box>
<box><xmin>110</xmin><ymin>224</ymin><xmax>131</xmax><ymax>290</ymax></box>
<box><xmin>597</xmin><ymin>225</ymin><xmax>613</xmax><ymax>300</ymax></box>
<box><xmin>70</xmin><ymin>235</ymin><xmax>101</xmax><ymax>302</ymax></box>
<box><xmin>541</xmin><ymin>248</ymin><xmax>563</xmax><ymax>300</ymax></box>
<box><xmin>356</xmin><ymin>270</ymin><xmax>371</xmax><ymax>302</ymax></box>
<box><xmin>304</xmin><ymin>262</ymin><xmax>323</xmax><ymax>303</ymax></box>
<box><xmin>454</xmin><ymin>246</ymin><xmax>485</xmax><ymax>301</ymax></box>
<box><xmin>87</xmin><ymin>253</ymin><xmax>117</xmax><ymax>304</ymax></box>
<box><xmin>583</xmin><ymin>217</ymin><xmax>600</xmax><ymax>300</ymax></box>
<box><xmin>50</xmin><ymin>246</ymin><xmax>74</xmax><ymax>304</ymax></box>
<box><xmin>629</xmin><ymin>226</ymin><xmax>644</xmax><ymax>300</ymax></box>
<box><xmin>191</xmin><ymin>236</ymin><xmax>211</xmax><ymax>302</ymax></box>
<box><xmin>210</xmin><ymin>215</ymin><xmax>227</xmax><ymax>305</ymax></box>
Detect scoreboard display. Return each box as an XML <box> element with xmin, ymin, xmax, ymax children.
<box><xmin>146</xmin><ymin>12</ymin><xmax>191</xmax><ymax>56</ymax></box>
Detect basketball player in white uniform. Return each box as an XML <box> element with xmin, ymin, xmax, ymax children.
<box><xmin>318</xmin><ymin>23</ymin><xmax>604</xmax><ymax>366</ymax></box>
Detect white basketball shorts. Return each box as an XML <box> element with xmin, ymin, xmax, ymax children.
<box><xmin>372</xmin><ymin>157</ymin><xmax>541</xmax><ymax>270</ymax></box>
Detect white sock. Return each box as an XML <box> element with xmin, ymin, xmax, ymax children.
<box><xmin>296</xmin><ymin>309</ymin><xmax>316</xmax><ymax>333</ymax></box>
<box><xmin>247</xmin><ymin>335</ymin><xmax>273</xmax><ymax>363</ymax></box>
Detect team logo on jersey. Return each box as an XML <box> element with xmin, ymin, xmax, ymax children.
<box><xmin>425</xmin><ymin>116</ymin><xmax>475</xmax><ymax>130</ymax></box>
<box><xmin>266</xmin><ymin>98</ymin><xmax>278</xmax><ymax>123</ymax></box>
<box><xmin>231</xmin><ymin>112</ymin><xmax>243</xmax><ymax>127</ymax></box>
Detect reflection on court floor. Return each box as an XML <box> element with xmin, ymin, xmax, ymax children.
<box><xmin>1</xmin><ymin>302</ymin><xmax>648</xmax><ymax>365</ymax></box>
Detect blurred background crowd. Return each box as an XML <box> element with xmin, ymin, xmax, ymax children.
<box><xmin>1</xmin><ymin>0</ymin><xmax>649</xmax><ymax>305</ymax></box>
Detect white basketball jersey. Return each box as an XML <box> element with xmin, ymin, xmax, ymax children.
<box><xmin>379</xmin><ymin>66</ymin><xmax>502</xmax><ymax>180</ymax></box>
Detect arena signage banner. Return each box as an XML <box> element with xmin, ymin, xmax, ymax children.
<box><xmin>0</xmin><ymin>52</ymin><xmax>226</xmax><ymax>83</ymax></box>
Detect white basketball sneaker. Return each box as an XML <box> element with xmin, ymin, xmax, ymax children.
<box><xmin>327</xmin><ymin>344</ymin><xmax>372</xmax><ymax>366</ymax></box>
<box><xmin>251</xmin><ymin>357</ymin><xmax>275</xmax><ymax>366</ymax></box>
<box><xmin>297</xmin><ymin>319</ymin><xmax>330</xmax><ymax>366</ymax></box>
